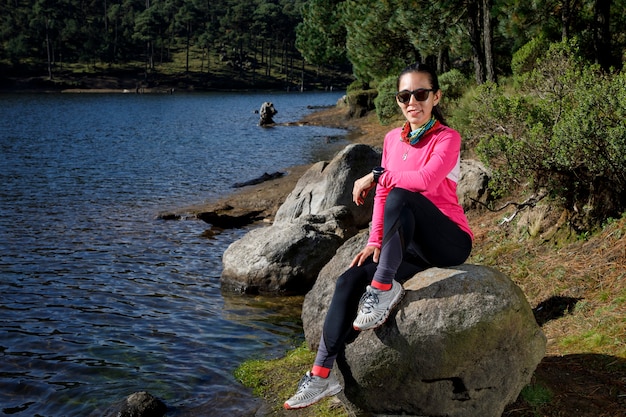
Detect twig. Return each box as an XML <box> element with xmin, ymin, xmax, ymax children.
<box><xmin>470</xmin><ymin>192</ymin><xmax>548</xmax><ymax>225</ymax></box>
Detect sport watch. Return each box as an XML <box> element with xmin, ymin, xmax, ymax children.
<box><xmin>372</xmin><ymin>166</ymin><xmax>385</xmax><ymax>183</ymax></box>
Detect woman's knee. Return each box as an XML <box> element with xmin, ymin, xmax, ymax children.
<box><xmin>334</xmin><ymin>266</ymin><xmax>371</xmax><ymax>298</ymax></box>
<box><xmin>385</xmin><ymin>188</ymin><xmax>412</xmax><ymax>210</ymax></box>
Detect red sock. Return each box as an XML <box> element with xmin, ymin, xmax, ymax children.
<box><xmin>311</xmin><ymin>365</ymin><xmax>331</xmax><ymax>378</ymax></box>
<box><xmin>371</xmin><ymin>280</ymin><xmax>392</xmax><ymax>291</ymax></box>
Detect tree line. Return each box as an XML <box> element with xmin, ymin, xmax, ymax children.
<box><xmin>2</xmin><ymin>0</ymin><xmax>624</xmax><ymax>86</ymax></box>
<box><xmin>1</xmin><ymin>0</ymin><xmax>309</xmax><ymax>80</ymax></box>
<box><xmin>297</xmin><ymin>0</ymin><xmax>625</xmax><ymax>86</ymax></box>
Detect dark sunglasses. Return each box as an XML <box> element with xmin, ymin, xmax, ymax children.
<box><xmin>396</xmin><ymin>89</ymin><xmax>435</xmax><ymax>103</ymax></box>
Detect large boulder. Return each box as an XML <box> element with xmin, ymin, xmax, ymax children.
<box><xmin>274</xmin><ymin>143</ymin><xmax>381</xmax><ymax>227</ymax></box>
<box><xmin>221</xmin><ymin>144</ymin><xmax>380</xmax><ymax>294</ymax></box>
<box><xmin>221</xmin><ymin>206</ymin><xmax>354</xmax><ymax>294</ymax></box>
<box><xmin>303</xmin><ymin>244</ymin><xmax>546</xmax><ymax>417</ymax></box>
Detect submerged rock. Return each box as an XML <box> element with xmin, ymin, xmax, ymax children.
<box><xmin>97</xmin><ymin>391</ymin><xmax>167</xmax><ymax>417</ymax></box>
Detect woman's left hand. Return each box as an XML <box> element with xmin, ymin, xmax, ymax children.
<box><xmin>350</xmin><ymin>245</ymin><xmax>380</xmax><ymax>267</ymax></box>
<box><xmin>353</xmin><ymin>173</ymin><xmax>376</xmax><ymax>206</ymax></box>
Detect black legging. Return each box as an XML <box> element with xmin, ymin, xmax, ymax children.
<box><xmin>313</xmin><ymin>188</ymin><xmax>472</xmax><ymax>369</ymax></box>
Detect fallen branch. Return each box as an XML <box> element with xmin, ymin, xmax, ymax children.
<box><xmin>470</xmin><ymin>192</ymin><xmax>548</xmax><ymax>225</ymax></box>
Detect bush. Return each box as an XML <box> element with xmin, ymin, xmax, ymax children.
<box><xmin>471</xmin><ymin>39</ymin><xmax>626</xmax><ymax>230</ymax></box>
<box><xmin>439</xmin><ymin>69</ymin><xmax>469</xmax><ymax>102</ymax></box>
<box><xmin>374</xmin><ymin>75</ymin><xmax>401</xmax><ymax>125</ymax></box>
<box><xmin>511</xmin><ymin>35</ymin><xmax>550</xmax><ymax>78</ymax></box>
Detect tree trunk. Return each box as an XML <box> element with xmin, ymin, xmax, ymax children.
<box><xmin>437</xmin><ymin>47</ymin><xmax>450</xmax><ymax>74</ymax></box>
<box><xmin>594</xmin><ymin>0</ymin><xmax>611</xmax><ymax>71</ymax></box>
<box><xmin>45</xmin><ymin>18</ymin><xmax>53</xmax><ymax>80</ymax></box>
<box><xmin>561</xmin><ymin>0</ymin><xmax>571</xmax><ymax>40</ymax></box>
<box><xmin>482</xmin><ymin>0</ymin><xmax>496</xmax><ymax>82</ymax></box>
<box><xmin>467</xmin><ymin>0</ymin><xmax>485</xmax><ymax>84</ymax></box>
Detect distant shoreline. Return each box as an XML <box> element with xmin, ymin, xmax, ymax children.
<box><xmin>0</xmin><ymin>70</ymin><xmax>351</xmax><ymax>95</ymax></box>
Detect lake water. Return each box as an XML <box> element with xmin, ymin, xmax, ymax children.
<box><xmin>0</xmin><ymin>91</ymin><xmax>348</xmax><ymax>416</ymax></box>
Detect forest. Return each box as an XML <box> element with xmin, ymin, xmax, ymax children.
<box><xmin>2</xmin><ymin>0</ymin><xmax>625</xmax><ymax>86</ymax></box>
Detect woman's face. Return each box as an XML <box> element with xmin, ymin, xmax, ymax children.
<box><xmin>397</xmin><ymin>71</ymin><xmax>441</xmax><ymax>130</ymax></box>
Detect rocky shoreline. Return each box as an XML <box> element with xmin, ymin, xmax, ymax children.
<box><xmin>156</xmin><ymin>106</ymin><xmax>389</xmax><ymax>228</ymax></box>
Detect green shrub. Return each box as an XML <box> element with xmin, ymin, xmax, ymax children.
<box><xmin>511</xmin><ymin>35</ymin><xmax>550</xmax><ymax>78</ymax></box>
<box><xmin>439</xmin><ymin>69</ymin><xmax>469</xmax><ymax>102</ymax></box>
<box><xmin>472</xmin><ymin>39</ymin><xmax>626</xmax><ymax>230</ymax></box>
<box><xmin>347</xmin><ymin>79</ymin><xmax>370</xmax><ymax>92</ymax></box>
<box><xmin>374</xmin><ymin>75</ymin><xmax>401</xmax><ymax>125</ymax></box>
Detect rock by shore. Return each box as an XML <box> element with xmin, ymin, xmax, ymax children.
<box><xmin>156</xmin><ymin>106</ymin><xmax>389</xmax><ymax>227</ymax></box>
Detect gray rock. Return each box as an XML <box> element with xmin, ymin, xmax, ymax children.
<box><xmin>303</xmin><ymin>264</ymin><xmax>546</xmax><ymax>417</ymax></box>
<box><xmin>97</xmin><ymin>391</ymin><xmax>167</xmax><ymax>417</ymax></box>
<box><xmin>458</xmin><ymin>159</ymin><xmax>491</xmax><ymax>210</ymax></box>
<box><xmin>274</xmin><ymin>143</ymin><xmax>381</xmax><ymax>228</ymax></box>
<box><xmin>221</xmin><ymin>144</ymin><xmax>380</xmax><ymax>294</ymax></box>
<box><xmin>258</xmin><ymin>101</ymin><xmax>277</xmax><ymax>126</ymax></box>
<box><xmin>221</xmin><ymin>206</ymin><xmax>353</xmax><ymax>294</ymax></box>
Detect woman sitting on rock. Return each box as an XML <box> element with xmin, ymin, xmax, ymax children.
<box><xmin>284</xmin><ymin>62</ymin><xmax>474</xmax><ymax>410</ymax></box>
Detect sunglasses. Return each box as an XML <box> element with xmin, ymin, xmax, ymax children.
<box><xmin>396</xmin><ymin>89</ymin><xmax>435</xmax><ymax>103</ymax></box>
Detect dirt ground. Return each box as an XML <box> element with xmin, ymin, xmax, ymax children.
<box><xmin>163</xmin><ymin>105</ymin><xmax>625</xmax><ymax>417</ymax></box>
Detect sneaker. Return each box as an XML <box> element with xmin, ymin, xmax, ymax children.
<box><xmin>352</xmin><ymin>280</ymin><xmax>404</xmax><ymax>331</ymax></box>
<box><xmin>283</xmin><ymin>371</ymin><xmax>342</xmax><ymax>410</ymax></box>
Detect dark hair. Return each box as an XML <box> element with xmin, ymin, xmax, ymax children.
<box><xmin>397</xmin><ymin>62</ymin><xmax>447</xmax><ymax>126</ymax></box>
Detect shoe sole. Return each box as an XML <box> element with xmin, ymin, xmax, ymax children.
<box><xmin>283</xmin><ymin>384</ymin><xmax>343</xmax><ymax>410</ymax></box>
<box><xmin>353</xmin><ymin>287</ymin><xmax>405</xmax><ymax>331</ymax></box>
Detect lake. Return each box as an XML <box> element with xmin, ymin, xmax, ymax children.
<box><xmin>0</xmin><ymin>91</ymin><xmax>348</xmax><ymax>416</ymax></box>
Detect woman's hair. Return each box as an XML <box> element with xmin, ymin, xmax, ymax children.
<box><xmin>397</xmin><ymin>62</ymin><xmax>448</xmax><ymax>126</ymax></box>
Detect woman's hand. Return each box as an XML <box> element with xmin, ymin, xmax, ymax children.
<box><xmin>350</xmin><ymin>245</ymin><xmax>380</xmax><ymax>267</ymax></box>
<box><xmin>353</xmin><ymin>172</ymin><xmax>376</xmax><ymax>206</ymax></box>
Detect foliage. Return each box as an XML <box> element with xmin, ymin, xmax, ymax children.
<box><xmin>374</xmin><ymin>75</ymin><xmax>401</xmax><ymax>125</ymax></box>
<box><xmin>438</xmin><ymin>68</ymin><xmax>470</xmax><ymax>118</ymax></box>
<box><xmin>520</xmin><ymin>383</ymin><xmax>553</xmax><ymax>410</ymax></box>
<box><xmin>2</xmin><ymin>0</ymin><xmax>625</xmax><ymax>90</ymax></box>
<box><xmin>468</xmin><ymin>38</ymin><xmax>626</xmax><ymax>230</ymax></box>
<box><xmin>0</xmin><ymin>0</ymin><xmax>308</xmax><ymax>79</ymax></box>
<box><xmin>510</xmin><ymin>35</ymin><xmax>550</xmax><ymax>78</ymax></box>
<box><xmin>340</xmin><ymin>0</ymin><xmax>418</xmax><ymax>83</ymax></box>
<box><xmin>296</xmin><ymin>0</ymin><xmax>348</xmax><ymax>67</ymax></box>
<box><xmin>439</xmin><ymin>69</ymin><xmax>470</xmax><ymax>102</ymax></box>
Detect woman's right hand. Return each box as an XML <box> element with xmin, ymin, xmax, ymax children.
<box><xmin>352</xmin><ymin>173</ymin><xmax>376</xmax><ymax>206</ymax></box>
<box><xmin>350</xmin><ymin>245</ymin><xmax>380</xmax><ymax>267</ymax></box>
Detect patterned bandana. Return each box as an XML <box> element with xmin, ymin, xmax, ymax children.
<box><xmin>400</xmin><ymin>117</ymin><xmax>439</xmax><ymax>145</ymax></box>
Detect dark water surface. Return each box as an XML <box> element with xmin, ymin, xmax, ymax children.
<box><xmin>0</xmin><ymin>91</ymin><xmax>347</xmax><ymax>416</ymax></box>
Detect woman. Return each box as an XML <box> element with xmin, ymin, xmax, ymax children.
<box><xmin>284</xmin><ymin>62</ymin><xmax>473</xmax><ymax>410</ymax></box>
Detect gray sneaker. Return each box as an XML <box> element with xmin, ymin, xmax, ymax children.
<box><xmin>283</xmin><ymin>371</ymin><xmax>342</xmax><ymax>410</ymax></box>
<box><xmin>352</xmin><ymin>280</ymin><xmax>404</xmax><ymax>331</ymax></box>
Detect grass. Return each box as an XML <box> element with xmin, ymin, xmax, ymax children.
<box><xmin>234</xmin><ymin>343</ymin><xmax>350</xmax><ymax>417</ymax></box>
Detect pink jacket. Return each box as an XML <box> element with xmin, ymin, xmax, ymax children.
<box><xmin>367</xmin><ymin>124</ymin><xmax>473</xmax><ymax>248</ymax></box>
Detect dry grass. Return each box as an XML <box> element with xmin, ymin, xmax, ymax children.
<box><xmin>467</xmin><ymin>206</ymin><xmax>625</xmax><ymax>358</ymax></box>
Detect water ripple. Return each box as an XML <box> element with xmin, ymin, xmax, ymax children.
<box><xmin>0</xmin><ymin>92</ymin><xmax>343</xmax><ymax>415</ymax></box>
